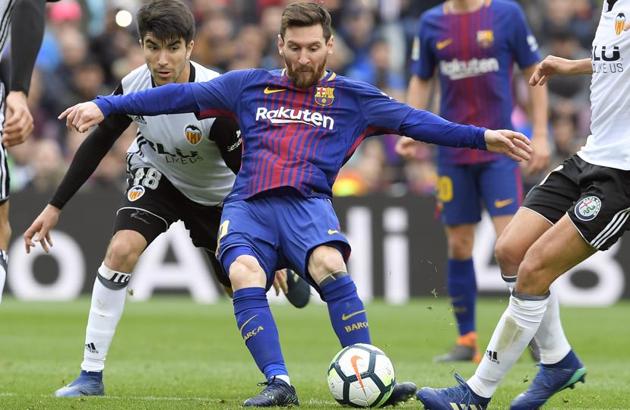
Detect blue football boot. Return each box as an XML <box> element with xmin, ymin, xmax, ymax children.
<box><xmin>416</xmin><ymin>373</ymin><xmax>490</xmax><ymax>410</ymax></box>
<box><xmin>511</xmin><ymin>351</ymin><xmax>586</xmax><ymax>410</ymax></box>
<box><xmin>54</xmin><ymin>370</ymin><xmax>104</xmax><ymax>397</ymax></box>
<box><xmin>243</xmin><ymin>377</ymin><xmax>299</xmax><ymax>407</ymax></box>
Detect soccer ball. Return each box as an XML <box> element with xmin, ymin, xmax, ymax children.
<box><xmin>327</xmin><ymin>343</ymin><xmax>395</xmax><ymax>407</ymax></box>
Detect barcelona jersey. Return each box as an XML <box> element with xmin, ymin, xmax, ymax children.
<box><xmin>411</xmin><ymin>0</ymin><xmax>539</xmax><ymax>165</ymax></box>
<box><xmin>95</xmin><ymin>69</ymin><xmax>488</xmax><ymax>202</ymax></box>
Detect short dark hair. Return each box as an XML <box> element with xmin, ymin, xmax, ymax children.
<box><xmin>280</xmin><ymin>2</ymin><xmax>332</xmax><ymax>41</ymax></box>
<box><xmin>137</xmin><ymin>0</ymin><xmax>195</xmax><ymax>44</ymax></box>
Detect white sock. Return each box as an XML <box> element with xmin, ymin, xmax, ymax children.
<box><xmin>467</xmin><ymin>294</ymin><xmax>548</xmax><ymax>398</ymax></box>
<box><xmin>0</xmin><ymin>250</ymin><xmax>6</xmax><ymax>304</ymax></box>
<box><xmin>81</xmin><ymin>265</ymin><xmax>128</xmax><ymax>372</ymax></box>
<box><xmin>533</xmin><ymin>290</ymin><xmax>571</xmax><ymax>364</ymax></box>
<box><xmin>275</xmin><ymin>375</ymin><xmax>291</xmax><ymax>385</ymax></box>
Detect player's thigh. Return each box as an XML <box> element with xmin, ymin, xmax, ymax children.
<box><xmin>114</xmin><ymin>167</ymin><xmax>178</xmax><ymax>249</ymax></box>
<box><xmin>516</xmin><ymin>215</ymin><xmax>595</xmax><ymax>294</ymax></box>
<box><xmin>274</xmin><ymin>196</ymin><xmax>350</xmax><ymax>285</ymax></box>
<box><xmin>479</xmin><ymin>157</ymin><xmax>522</xmax><ymax>218</ymax></box>
<box><xmin>216</xmin><ymin>199</ymin><xmax>279</xmax><ymax>286</ymax></box>
<box><xmin>494</xmin><ymin>208</ymin><xmax>553</xmax><ymax>272</ymax></box>
<box><xmin>437</xmin><ymin>163</ymin><xmax>482</xmax><ymax>225</ymax></box>
<box><xmin>105</xmin><ymin>230</ymin><xmax>148</xmax><ymax>272</ymax></box>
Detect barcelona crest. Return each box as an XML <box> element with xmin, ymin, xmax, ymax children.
<box><xmin>476</xmin><ymin>30</ymin><xmax>494</xmax><ymax>48</ymax></box>
<box><xmin>315</xmin><ymin>86</ymin><xmax>335</xmax><ymax>106</ymax></box>
<box><xmin>615</xmin><ymin>13</ymin><xmax>626</xmax><ymax>35</ymax></box>
<box><xmin>185</xmin><ymin>124</ymin><xmax>202</xmax><ymax>145</ymax></box>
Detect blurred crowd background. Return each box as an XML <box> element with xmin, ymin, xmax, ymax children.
<box><xmin>9</xmin><ymin>0</ymin><xmax>601</xmax><ymax>198</ymax></box>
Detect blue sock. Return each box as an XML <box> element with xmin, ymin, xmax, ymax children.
<box><xmin>447</xmin><ymin>258</ymin><xmax>477</xmax><ymax>336</ymax></box>
<box><xmin>320</xmin><ymin>274</ymin><xmax>371</xmax><ymax>347</ymax></box>
<box><xmin>544</xmin><ymin>349</ymin><xmax>581</xmax><ymax>369</ymax></box>
<box><xmin>233</xmin><ymin>287</ymin><xmax>288</xmax><ymax>380</ymax></box>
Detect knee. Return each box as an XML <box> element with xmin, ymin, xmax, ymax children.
<box><xmin>308</xmin><ymin>246</ymin><xmax>346</xmax><ymax>284</ymax></box>
<box><xmin>495</xmin><ymin>236</ymin><xmax>523</xmax><ymax>272</ymax></box>
<box><xmin>228</xmin><ymin>255</ymin><xmax>266</xmax><ymax>290</ymax></box>
<box><xmin>515</xmin><ymin>251</ymin><xmax>549</xmax><ymax>294</ymax></box>
<box><xmin>104</xmin><ymin>236</ymin><xmax>144</xmax><ymax>271</ymax></box>
<box><xmin>447</xmin><ymin>234</ymin><xmax>473</xmax><ymax>260</ymax></box>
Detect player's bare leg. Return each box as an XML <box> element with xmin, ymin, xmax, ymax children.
<box><xmin>0</xmin><ymin>201</ymin><xmax>10</xmax><ymax>304</ymax></box>
<box><xmin>308</xmin><ymin>245</ymin><xmax>417</xmax><ymax>406</ymax></box>
<box><xmin>55</xmin><ymin>230</ymin><xmax>147</xmax><ymax>397</ymax></box>
<box><xmin>494</xmin><ymin>210</ymin><xmax>545</xmax><ymax>362</ymax></box>
<box><xmin>418</xmin><ymin>216</ymin><xmax>590</xmax><ymax>409</ymax></box>
<box><xmin>435</xmin><ymin>223</ymin><xmax>481</xmax><ymax>363</ymax></box>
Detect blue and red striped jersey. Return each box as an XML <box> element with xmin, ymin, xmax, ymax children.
<box><xmin>411</xmin><ymin>0</ymin><xmax>539</xmax><ymax>165</ymax></box>
<box><xmin>95</xmin><ymin>69</ymin><xmax>487</xmax><ymax>201</ymax></box>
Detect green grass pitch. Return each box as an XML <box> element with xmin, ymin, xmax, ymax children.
<box><xmin>1</xmin><ymin>297</ymin><xmax>629</xmax><ymax>409</ymax></box>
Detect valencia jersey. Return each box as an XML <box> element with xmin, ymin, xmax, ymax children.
<box><xmin>578</xmin><ymin>0</ymin><xmax>630</xmax><ymax>170</ymax></box>
<box><xmin>122</xmin><ymin>62</ymin><xmax>238</xmax><ymax>206</ymax></box>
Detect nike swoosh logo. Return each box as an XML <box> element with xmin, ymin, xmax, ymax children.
<box><xmin>350</xmin><ymin>355</ymin><xmax>366</xmax><ymax>390</ymax></box>
<box><xmin>239</xmin><ymin>314</ymin><xmax>258</xmax><ymax>333</ymax></box>
<box><xmin>327</xmin><ymin>229</ymin><xmax>339</xmax><ymax>235</ymax></box>
<box><xmin>436</xmin><ymin>38</ymin><xmax>453</xmax><ymax>50</ymax></box>
<box><xmin>494</xmin><ymin>198</ymin><xmax>515</xmax><ymax>209</ymax></box>
<box><xmin>341</xmin><ymin>310</ymin><xmax>366</xmax><ymax>321</ymax></box>
<box><xmin>264</xmin><ymin>87</ymin><xmax>286</xmax><ymax>94</ymax></box>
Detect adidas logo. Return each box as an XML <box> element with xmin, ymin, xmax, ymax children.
<box><xmin>486</xmin><ymin>349</ymin><xmax>499</xmax><ymax>363</ymax></box>
<box><xmin>85</xmin><ymin>342</ymin><xmax>99</xmax><ymax>354</ymax></box>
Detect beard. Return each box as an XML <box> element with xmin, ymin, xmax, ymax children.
<box><xmin>284</xmin><ymin>56</ymin><xmax>327</xmax><ymax>89</ymax></box>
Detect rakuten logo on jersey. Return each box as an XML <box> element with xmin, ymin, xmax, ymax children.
<box><xmin>440</xmin><ymin>58</ymin><xmax>500</xmax><ymax>80</ymax></box>
<box><xmin>256</xmin><ymin>107</ymin><xmax>335</xmax><ymax>130</ymax></box>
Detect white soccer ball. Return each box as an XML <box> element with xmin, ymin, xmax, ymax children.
<box><xmin>327</xmin><ymin>343</ymin><xmax>395</xmax><ymax>407</ymax></box>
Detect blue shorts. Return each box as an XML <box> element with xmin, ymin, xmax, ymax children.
<box><xmin>216</xmin><ymin>191</ymin><xmax>351</xmax><ymax>289</ymax></box>
<box><xmin>436</xmin><ymin>156</ymin><xmax>522</xmax><ymax>226</ymax></box>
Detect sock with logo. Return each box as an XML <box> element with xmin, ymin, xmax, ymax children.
<box><xmin>320</xmin><ymin>273</ymin><xmax>371</xmax><ymax>346</ymax></box>
<box><xmin>467</xmin><ymin>293</ymin><xmax>549</xmax><ymax>398</ymax></box>
<box><xmin>81</xmin><ymin>263</ymin><xmax>129</xmax><ymax>372</ymax></box>
<box><xmin>447</xmin><ymin>258</ymin><xmax>477</xmax><ymax>337</ymax></box>
<box><xmin>0</xmin><ymin>250</ymin><xmax>7</xmax><ymax>303</ymax></box>
<box><xmin>233</xmin><ymin>287</ymin><xmax>288</xmax><ymax>381</ymax></box>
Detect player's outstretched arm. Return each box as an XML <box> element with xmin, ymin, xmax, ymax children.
<box><xmin>24</xmin><ymin>205</ymin><xmax>60</xmax><ymax>254</ymax></box>
<box><xmin>484</xmin><ymin>129</ymin><xmax>532</xmax><ymax>162</ymax></box>
<box><xmin>529</xmin><ymin>56</ymin><xmax>593</xmax><ymax>86</ymax></box>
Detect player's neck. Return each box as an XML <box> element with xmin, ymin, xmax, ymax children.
<box><xmin>447</xmin><ymin>0</ymin><xmax>485</xmax><ymax>14</ymax></box>
<box><xmin>175</xmin><ymin>62</ymin><xmax>192</xmax><ymax>84</ymax></box>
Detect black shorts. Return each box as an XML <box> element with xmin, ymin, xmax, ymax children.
<box><xmin>523</xmin><ymin>155</ymin><xmax>630</xmax><ymax>250</ymax></box>
<box><xmin>114</xmin><ymin>167</ymin><xmax>222</xmax><ymax>252</ymax></box>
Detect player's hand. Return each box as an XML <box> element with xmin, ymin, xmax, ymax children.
<box><xmin>272</xmin><ymin>269</ymin><xmax>289</xmax><ymax>296</ymax></box>
<box><xmin>529</xmin><ymin>55</ymin><xmax>575</xmax><ymax>86</ymax></box>
<box><xmin>395</xmin><ymin>136</ymin><xmax>419</xmax><ymax>159</ymax></box>
<box><xmin>484</xmin><ymin>129</ymin><xmax>532</xmax><ymax>162</ymax></box>
<box><xmin>523</xmin><ymin>131</ymin><xmax>550</xmax><ymax>175</ymax></box>
<box><xmin>58</xmin><ymin>102</ymin><xmax>104</xmax><ymax>133</ymax></box>
<box><xmin>23</xmin><ymin>204</ymin><xmax>61</xmax><ymax>254</ymax></box>
<box><xmin>3</xmin><ymin>91</ymin><xmax>34</xmax><ymax>147</ymax></box>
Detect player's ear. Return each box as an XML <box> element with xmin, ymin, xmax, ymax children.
<box><xmin>327</xmin><ymin>34</ymin><xmax>334</xmax><ymax>55</ymax></box>
<box><xmin>277</xmin><ymin>34</ymin><xmax>284</xmax><ymax>55</ymax></box>
<box><xmin>186</xmin><ymin>40</ymin><xmax>194</xmax><ymax>59</ymax></box>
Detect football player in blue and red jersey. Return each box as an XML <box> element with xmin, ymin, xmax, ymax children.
<box><xmin>397</xmin><ymin>0</ymin><xmax>550</xmax><ymax>363</ymax></box>
<box><xmin>59</xmin><ymin>2</ymin><xmax>532</xmax><ymax>406</ymax></box>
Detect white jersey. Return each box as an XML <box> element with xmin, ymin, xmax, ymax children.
<box><xmin>578</xmin><ymin>0</ymin><xmax>630</xmax><ymax>170</ymax></box>
<box><xmin>123</xmin><ymin>62</ymin><xmax>236</xmax><ymax>206</ymax></box>
<box><xmin>0</xmin><ymin>0</ymin><xmax>16</xmax><ymax>62</ymax></box>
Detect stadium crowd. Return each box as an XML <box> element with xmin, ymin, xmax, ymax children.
<box><xmin>10</xmin><ymin>0</ymin><xmax>599</xmax><ymax>196</ymax></box>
